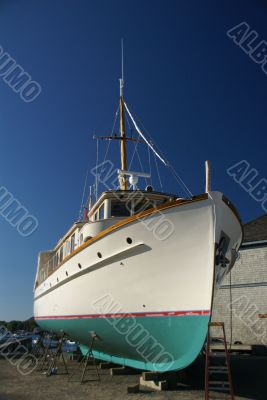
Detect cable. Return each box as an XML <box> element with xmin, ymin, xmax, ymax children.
<box><xmin>136</xmin><ymin>147</ymin><xmax>148</xmax><ymax>187</ymax></box>
<box><xmin>78</xmin><ymin>168</ymin><xmax>89</xmax><ymax>221</ymax></box>
<box><xmin>95</xmin><ymin>138</ymin><xmax>99</xmax><ymax>200</ymax></box>
<box><xmin>124</xmin><ymin>101</ymin><xmax>192</xmax><ymax>198</ymax></box>
<box><xmin>111</xmin><ymin>105</ymin><xmax>119</xmax><ymax>135</ymax></box>
<box><xmin>153</xmin><ymin>150</ymin><xmax>163</xmax><ymax>191</ymax></box>
<box><xmin>97</xmin><ymin>104</ymin><xmax>119</xmax><ymax>193</ymax></box>
<box><xmin>229</xmin><ymin>270</ymin><xmax>233</xmax><ymax>351</ymax></box>
<box><xmin>147</xmin><ymin>146</ymin><xmax>153</xmax><ymax>187</ymax></box>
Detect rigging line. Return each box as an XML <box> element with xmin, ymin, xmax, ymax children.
<box><xmin>136</xmin><ymin>147</ymin><xmax>148</xmax><ymax>187</ymax></box>
<box><xmin>124</xmin><ymin>106</ymin><xmax>132</xmax><ymax>132</ymax></box>
<box><xmin>124</xmin><ymin>101</ymin><xmax>167</xmax><ymax>166</ymax></box>
<box><xmin>153</xmin><ymin>149</ymin><xmax>163</xmax><ymax>191</ymax></box>
<box><xmin>229</xmin><ymin>270</ymin><xmax>233</xmax><ymax>351</ymax></box>
<box><xmin>124</xmin><ymin>101</ymin><xmax>167</xmax><ymax>163</ymax></box>
<box><xmin>78</xmin><ymin>168</ymin><xmax>89</xmax><ymax>220</ymax></box>
<box><xmin>147</xmin><ymin>146</ymin><xmax>153</xmax><ymax>187</ymax></box>
<box><xmin>111</xmin><ymin>104</ymin><xmax>120</xmax><ymax>134</ymax></box>
<box><xmin>167</xmin><ymin>163</ymin><xmax>193</xmax><ymax>198</ymax></box>
<box><xmin>95</xmin><ymin>138</ymin><xmax>99</xmax><ymax>200</ymax></box>
<box><xmin>98</xmin><ymin>104</ymin><xmax>119</xmax><ymax>191</ymax></box>
<box><xmin>135</xmin><ymin>114</ymin><xmax>192</xmax><ymax>196</ymax></box>
<box><xmin>99</xmin><ymin>138</ymin><xmax>111</xmax><ymax>181</ymax></box>
<box><xmin>126</xmin><ymin>103</ymin><xmax>139</xmax><ymax>169</ymax></box>
<box><xmin>125</xmin><ymin>105</ymin><xmax>141</xmax><ymax>173</ymax></box>
<box><xmin>124</xmin><ymin>102</ymin><xmax>193</xmax><ymax>197</ymax></box>
<box><xmin>128</xmin><ymin>136</ymin><xmax>139</xmax><ymax>171</ymax></box>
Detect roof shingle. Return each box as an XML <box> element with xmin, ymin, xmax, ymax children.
<box><xmin>243</xmin><ymin>214</ymin><xmax>267</xmax><ymax>243</ymax></box>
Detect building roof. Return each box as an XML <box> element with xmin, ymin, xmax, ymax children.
<box><xmin>243</xmin><ymin>214</ymin><xmax>267</xmax><ymax>243</ymax></box>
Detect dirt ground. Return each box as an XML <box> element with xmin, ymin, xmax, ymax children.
<box><xmin>0</xmin><ymin>355</ymin><xmax>265</xmax><ymax>400</ymax></box>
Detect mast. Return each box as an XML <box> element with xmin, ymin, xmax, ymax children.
<box><xmin>119</xmin><ymin>39</ymin><xmax>128</xmax><ymax>190</ymax></box>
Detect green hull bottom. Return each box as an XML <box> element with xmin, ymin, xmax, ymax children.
<box><xmin>37</xmin><ymin>315</ymin><xmax>210</xmax><ymax>371</ymax></box>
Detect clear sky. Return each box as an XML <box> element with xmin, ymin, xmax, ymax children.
<box><xmin>0</xmin><ymin>0</ymin><xmax>266</xmax><ymax>321</ymax></box>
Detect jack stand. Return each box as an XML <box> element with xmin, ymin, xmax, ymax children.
<box><xmin>37</xmin><ymin>332</ymin><xmax>57</xmax><ymax>372</ymax></box>
<box><xmin>46</xmin><ymin>331</ymin><xmax>69</xmax><ymax>377</ymax></box>
<box><xmin>69</xmin><ymin>332</ymin><xmax>100</xmax><ymax>384</ymax></box>
<box><xmin>30</xmin><ymin>330</ymin><xmax>47</xmax><ymax>364</ymax></box>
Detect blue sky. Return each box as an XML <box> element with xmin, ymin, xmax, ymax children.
<box><xmin>0</xmin><ymin>0</ymin><xmax>266</xmax><ymax>321</ymax></box>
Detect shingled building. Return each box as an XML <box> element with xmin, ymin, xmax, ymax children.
<box><xmin>212</xmin><ymin>214</ymin><xmax>267</xmax><ymax>345</ymax></box>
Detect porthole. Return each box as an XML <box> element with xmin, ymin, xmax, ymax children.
<box><xmin>65</xmin><ymin>271</ymin><xmax>68</xmax><ymax>277</ymax></box>
<box><xmin>78</xmin><ymin>263</ymin><xmax>82</xmax><ymax>269</ymax></box>
<box><xmin>57</xmin><ymin>278</ymin><xmax>59</xmax><ymax>283</ymax></box>
<box><xmin>97</xmin><ymin>252</ymin><xmax>102</xmax><ymax>258</ymax></box>
<box><xmin>126</xmin><ymin>237</ymin><xmax>132</xmax><ymax>244</ymax></box>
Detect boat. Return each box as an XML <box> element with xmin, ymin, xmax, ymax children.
<box><xmin>33</xmin><ymin>48</ymin><xmax>243</xmax><ymax>372</ymax></box>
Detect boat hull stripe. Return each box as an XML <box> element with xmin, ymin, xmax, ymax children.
<box><xmin>35</xmin><ymin>310</ymin><xmax>211</xmax><ymax>320</ymax></box>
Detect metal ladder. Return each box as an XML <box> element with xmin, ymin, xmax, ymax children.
<box><xmin>205</xmin><ymin>322</ymin><xmax>234</xmax><ymax>400</ymax></box>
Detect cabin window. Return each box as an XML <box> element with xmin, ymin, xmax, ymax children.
<box><xmin>59</xmin><ymin>247</ymin><xmax>63</xmax><ymax>263</ymax></box>
<box><xmin>133</xmin><ymin>199</ymin><xmax>156</xmax><ymax>214</ymax></box>
<box><xmin>70</xmin><ymin>234</ymin><xmax>75</xmax><ymax>252</ymax></box>
<box><xmin>64</xmin><ymin>241</ymin><xmax>70</xmax><ymax>257</ymax></box>
<box><xmin>80</xmin><ymin>234</ymin><xmax>83</xmax><ymax>245</ymax></box>
<box><xmin>99</xmin><ymin>204</ymin><xmax>105</xmax><ymax>220</ymax></box>
<box><xmin>111</xmin><ymin>200</ymin><xmax>131</xmax><ymax>217</ymax></box>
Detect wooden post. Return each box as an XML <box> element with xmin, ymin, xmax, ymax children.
<box><xmin>205</xmin><ymin>160</ymin><xmax>211</xmax><ymax>193</ymax></box>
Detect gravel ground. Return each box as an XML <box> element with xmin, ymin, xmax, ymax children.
<box><xmin>0</xmin><ymin>355</ymin><xmax>265</xmax><ymax>400</ymax></box>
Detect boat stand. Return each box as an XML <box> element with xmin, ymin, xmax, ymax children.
<box><xmin>45</xmin><ymin>331</ymin><xmax>69</xmax><ymax>377</ymax></box>
<box><xmin>69</xmin><ymin>332</ymin><xmax>100</xmax><ymax>384</ymax></box>
<box><xmin>30</xmin><ymin>330</ymin><xmax>47</xmax><ymax>361</ymax></box>
<box><xmin>205</xmin><ymin>322</ymin><xmax>234</xmax><ymax>400</ymax></box>
<box><xmin>37</xmin><ymin>332</ymin><xmax>58</xmax><ymax>372</ymax></box>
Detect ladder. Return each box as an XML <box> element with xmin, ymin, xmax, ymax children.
<box><xmin>205</xmin><ymin>322</ymin><xmax>234</xmax><ymax>400</ymax></box>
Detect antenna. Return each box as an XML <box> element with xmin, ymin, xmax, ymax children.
<box><xmin>120</xmin><ymin>38</ymin><xmax>124</xmax><ymax>97</ymax></box>
<box><xmin>121</xmin><ymin>38</ymin><xmax>124</xmax><ymax>82</ymax></box>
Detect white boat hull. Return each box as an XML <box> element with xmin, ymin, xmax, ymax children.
<box><xmin>34</xmin><ymin>192</ymin><xmax>242</xmax><ymax>371</ymax></box>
